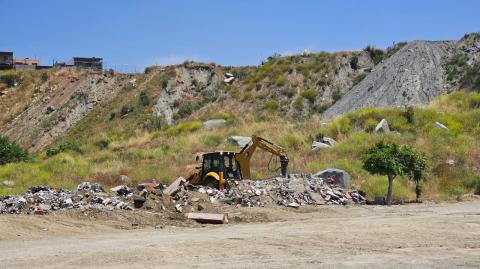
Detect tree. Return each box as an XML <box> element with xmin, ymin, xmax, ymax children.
<box><xmin>0</xmin><ymin>136</ymin><xmax>29</xmax><ymax>165</ymax></box>
<box><xmin>362</xmin><ymin>141</ymin><xmax>427</xmax><ymax>205</ymax></box>
<box><xmin>398</xmin><ymin>145</ymin><xmax>427</xmax><ymax>202</ymax></box>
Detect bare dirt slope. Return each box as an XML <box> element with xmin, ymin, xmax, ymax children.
<box><xmin>0</xmin><ymin>202</ymin><xmax>479</xmax><ymax>269</ymax></box>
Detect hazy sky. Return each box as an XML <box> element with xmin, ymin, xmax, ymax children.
<box><xmin>1</xmin><ymin>0</ymin><xmax>479</xmax><ymax>72</ymax></box>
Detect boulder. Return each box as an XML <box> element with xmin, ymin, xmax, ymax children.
<box><xmin>374</xmin><ymin>119</ymin><xmax>390</xmax><ymax>133</ymax></box>
<box><xmin>321</xmin><ymin>136</ymin><xmax>337</xmax><ymax>146</ymax></box>
<box><xmin>1</xmin><ymin>180</ymin><xmax>14</xmax><ymax>188</ymax></box>
<box><xmin>434</xmin><ymin>121</ymin><xmax>449</xmax><ymax>130</ymax></box>
<box><xmin>202</xmin><ymin>119</ymin><xmax>227</xmax><ymax>129</ymax></box>
<box><xmin>312</xmin><ymin>168</ymin><xmax>351</xmax><ymax>187</ymax></box>
<box><xmin>312</xmin><ymin>141</ymin><xmax>330</xmax><ymax>151</ymax></box>
<box><xmin>226</xmin><ymin>136</ymin><xmax>251</xmax><ymax>148</ymax></box>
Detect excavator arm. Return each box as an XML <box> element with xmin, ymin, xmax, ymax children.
<box><xmin>235</xmin><ymin>135</ymin><xmax>289</xmax><ymax>179</ymax></box>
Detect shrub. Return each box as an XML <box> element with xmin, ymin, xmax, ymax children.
<box><xmin>350</xmin><ymin>56</ymin><xmax>359</xmax><ymax>69</ymax></box>
<box><xmin>301</xmin><ymin>88</ymin><xmax>317</xmax><ymax>103</ymax></box>
<box><xmin>41</xmin><ymin>72</ymin><xmax>49</xmax><ymax>82</ymax></box>
<box><xmin>147</xmin><ymin>115</ymin><xmax>167</xmax><ymax>131</ymax></box>
<box><xmin>446</xmin><ymin>53</ymin><xmax>469</xmax><ymax>81</ymax></box>
<box><xmin>120</xmin><ymin>105</ymin><xmax>134</xmax><ymax>116</ymax></box>
<box><xmin>138</xmin><ymin>91</ymin><xmax>150</xmax><ymax>106</ymax></box>
<box><xmin>167</xmin><ymin>121</ymin><xmax>201</xmax><ymax>135</ymax></box>
<box><xmin>46</xmin><ymin>142</ymin><xmax>83</xmax><ymax>157</ymax></box>
<box><xmin>94</xmin><ymin>139</ymin><xmax>110</xmax><ymax>150</ymax></box>
<box><xmin>203</xmin><ymin>135</ymin><xmax>224</xmax><ymax>147</ymax></box>
<box><xmin>281</xmin><ymin>134</ymin><xmax>304</xmax><ymax>150</ymax></box>
<box><xmin>364</xmin><ymin>45</ymin><xmax>385</xmax><ymax>65</ymax></box>
<box><xmin>265</xmin><ymin>100</ymin><xmax>279</xmax><ymax>112</ymax></box>
<box><xmin>175</xmin><ymin>101</ymin><xmax>200</xmax><ymax>119</ymax></box>
<box><xmin>293</xmin><ymin>96</ymin><xmax>303</xmax><ymax>111</ymax></box>
<box><xmin>332</xmin><ymin>88</ymin><xmax>343</xmax><ymax>103</ymax></box>
<box><xmin>352</xmin><ymin>73</ymin><xmax>367</xmax><ymax>86</ymax></box>
<box><xmin>0</xmin><ymin>136</ymin><xmax>29</xmax><ymax>165</ymax></box>
<box><xmin>0</xmin><ymin>71</ymin><xmax>21</xmax><ymax>87</ymax></box>
<box><xmin>475</xmin><ymin>181</ymin><xmax>480</xmax><ymax>195</ymax></box>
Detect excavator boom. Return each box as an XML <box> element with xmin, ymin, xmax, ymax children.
<box><xmin>235</xmin><ymin>135</ymin><xmax>288</xmax><ymax>179</ymax></box>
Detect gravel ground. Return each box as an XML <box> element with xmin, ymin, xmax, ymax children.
<box><xmin>0</xmin><ymin>201</ymin><xmax>479</xmax><ymax>269</ymax></box>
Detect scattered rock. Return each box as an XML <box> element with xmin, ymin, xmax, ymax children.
<box><xmin>202</xmin><ymin>119</ymin><xmax>227</xmax><ymax>129</ymax></box>
<box><xmin>164</xmin><ymin>177</ymin><xmax>186</xmax><ymax>196</ymax></box>
<box><xmin>321</xmin><ymin>136</ymin><xmax>337</xmax><ymax>146</ymax></box>
<box><xmin>187</xmin><ymin>212</ymin><xmax>228</xmax><ymax>224</ymax></box>
<box><xmin>434</xmin><ymin>121</ymin><xmax>449</xmax><ymax>130</ymax></box>
<box><xmin>446</xmin><ymin>159</ymin><xmax>455</xmax><ymax>165</ymax></box>
<box><xmin>312</xmin><ymin>141</ymin><xmax>331</xmax><ymax>151</ymax></box>
<box><xmin>374</xmin><ymin>118</ymin><xmax>390</xmax><ymax>133</ymax></box>
<box><xmin>226</xmin><ymin>136</ymin><xmax>252</xmax><ymax>148</ymax></box>
<box><xmin>110</xmin><ymin>185</ymin><xmax>133</xmax><ymax>197</ymax></box>
<box><xmin>1</xmin><ymin>180</ymin><xmax>14</xmax><ymax>188</ymax></box>
<box><xmin>119</xmin><ymin>175</ymin><xmax>130</xmax><ymax>183</ymax></box>
<box><xmin>312</xmin><ymin>168</ymin><xmax>351</xmax><ymax>187</ymax></box>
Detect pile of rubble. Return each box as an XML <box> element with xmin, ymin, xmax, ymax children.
<box><xmin>0</xmin><ymin>182</ymin><xmax>133</xmax><ymax>215</ymax></box>
<box><xmin>1</xmin><ymin>173</ymin><xmax>366</xmax><ymax>215</ymax></box>
<box><xmin>171</xmin><ymin>174</ymin><xmax>366</xmax><ymax>209</ymax></box>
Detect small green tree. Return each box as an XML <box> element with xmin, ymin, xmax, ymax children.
<box><xmin>362</xmin><ymin>141</ymin><xmax>427</xmax><ymax>205</ymax></box>
<box><xmin>398</xmin><ymin>145</ymin><xmax>428</xmax><ymax>202</ymax></box>
<box><xmin>0</xmin><ymin>136</ymin><xmax>29</xmax><ymax>165</ymax></box>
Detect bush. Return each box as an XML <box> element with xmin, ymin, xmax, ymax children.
<box><xmin>265</xmin><ymin>100</ymin><xmax>279</xmax><ymax>112</ymax></box>
<box><xmin>120</xmin><ymin>105</ymin><xmax>134</xmax><ymax>116</ymax></box>
<box><xmin>138</xmin><ymin>91</ymin><xmax>150</xmax><ymax>106</ymax></box>
<box><xmin>46</xmin><ymin>142</ymin><xmax>83</xmax><ymax>157</ymax></box>
<box><xmin>0</xmin><ymin>71</ymin><xmax>21</xmax><ymax>87</ymax></box>
<box><xmin>175</xmin><ymin>101</ymin><xmax>200</xmax><ymax>119</ymax></box>
<box><xmin>301</xmin><ymin>88</ymin><xmax>317</xmax><ymax>103</ymax></box>
<box><xmin>332</xmin><ymin>88</ymin><xmax>343</xmax><ymax>103</ymax></box>
<box><xmin>293</xmin><ymin>96</ymin><xmax>303</xmax><ymax>111</ymax></box>
<box><xmin>352</xmin><ymin>73</ymin><xmax>367</xmax><ymax>86</ymax></box>
<box><xmin>475</xmin><ymin>181</ymin><xmax>480</xmax><ymax>195</ymax></box>
<box><xmin>94</xmin><ymin>139</ymin><xmax>110</xmax><ymax>150</ymax></box>
<box><xmin>446</xmin><ymin>53</ymin><xmax>469</xmax><ymax>81</ymax></box>
<box><xmin>41</xmin><ymin>72</ymin><xmax>49</xmax><ymax>82</ymax></box>
<box><xmin>364</xmin><ymin>45</ymin><xmax>385</xmax><ymax>65</ymax></box>
<box><xmin>0</xmin><ymin>136</ymin><xmax>29</xmax><ymax>165</ymax></box>
<box><xmin>350</xmin><ymin>56</ymin><xmax>359</xmax><ymax>70</ymax></box>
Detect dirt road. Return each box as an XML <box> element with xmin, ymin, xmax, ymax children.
<box><xmin>0</xmin><ymin>202</ymin><xmax>479</xmax><ymax>268</ymax></box>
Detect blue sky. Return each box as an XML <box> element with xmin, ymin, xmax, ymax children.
<box><xmin>1</xmin><ymin>0</ymin><xmax>479</xmax><ymax>72</ymax></box>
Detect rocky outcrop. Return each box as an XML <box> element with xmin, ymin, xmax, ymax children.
<box><xmin>2</xmin><ymin>72</ymin><xmax>129</xmax><ymax>151</ymax></box>
<box><xmin>323</xmin><ymin>41</ymin><xmax>456</xmax><ymax>118</ymax></box>
<box><xmin>152</xmin><ymin>65</ymin><xmax>221</xmax><ymax>124</ymax></box>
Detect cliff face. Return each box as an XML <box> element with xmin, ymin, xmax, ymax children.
<box><xmin>322</xmin><ymin>41</ymin><xmax>456</xmax><ymax>118</ymax></box>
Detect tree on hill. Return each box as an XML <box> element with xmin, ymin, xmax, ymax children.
<box><xmin>0</xmin><ymin>136</ymin><xmax>29</xmax><ymax>165</ymax></box>
<box><xmin>362</xmin><ymin>141</ymin><xmax>427</xmax><ymax>205</ymax></box>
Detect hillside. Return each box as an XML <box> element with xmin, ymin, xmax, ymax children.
<box><xmin>0</xmin><ymin>33</ymin><xmax>480</xmax><ymax>201</ymax></box>
<box><xmin>323</xmin><ymin>33</ymin><xmax>480</xmax><ymax>118</ymax></box>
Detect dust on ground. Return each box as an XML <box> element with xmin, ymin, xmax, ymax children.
<box><xmin>0</xmin><ymin>201</ymin><xmax>479</xmax><ymax>269</ymax></box>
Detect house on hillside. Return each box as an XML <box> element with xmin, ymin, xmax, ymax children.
<box><xmin>55</xmin><ymin>57</ymin><xmax>103</xmax><ymax>70</ymax></box>
<box><xmin>0</xmin><ymin>51</ymin><xmax>14</xmax><ymax>70</ymax></box>
<box><xmin>14</xmin><ymin>58</ymin><xmax>41</xmax><ymax>70</ymax></box>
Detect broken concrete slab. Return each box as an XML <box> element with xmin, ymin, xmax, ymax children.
<box><xmin>186</xmin><ymin>213</ymin><xmax>228</xmax><ymax>224</ymax></box>
<box><xmin>163</xmin><ymin>177</ymin><xmax>186</xmax><ymax>196</ymax></box>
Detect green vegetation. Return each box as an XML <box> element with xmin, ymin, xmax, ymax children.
<box><xmin>0</xmin><ymin>70</ymin><xmax>21</xmax><ymax>88</ymax></box>
<box><xmin>301</xmin><ymin>88</ymin><xmax>317</xmax><ymax>103</ymax></box>
<box><xmin>0</xmin><ymin>136</ymin><xmax>29</xmax><ymax>165</ymax></box>
<box><xmin>446</xmin><ymin>53</ymin><xmax>469</xmax><ymax>81</ymax></box>
<box><xmin>362</xmin><ymin>141</ymin><xmax>427</xmax><ymax>204</ymax></box>
<box><xmin>352</xmin><ymin>73</ymin><xmax>367</xmax><ymax>86</ymax></box>
<box><xmin>364</xmin><ymin>45</ymin><xmax>385</xmax><ymax>65</ymax></box>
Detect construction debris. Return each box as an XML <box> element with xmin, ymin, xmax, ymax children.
<box><xmin>187</xmin><ymin>213</ymin><xmax>228</xmax><ymax>224</ymax></box>
<box><xmin>0</xmin><ymin>183</ymin><xmax>132</xmax><ymax>214</ymax></box>
<box><xmin>172</xmin><ymin>173</ymin><xmax>365</xmax><ymax>208</ymax></box>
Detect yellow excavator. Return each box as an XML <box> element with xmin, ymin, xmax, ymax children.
<box><xmin>186</xmin><ymin>135</ymin><xmax>289</xmax><ymax>189</ymax></box>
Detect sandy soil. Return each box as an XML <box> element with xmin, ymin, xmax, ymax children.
<box><xmin>0</xmin><ymin>202</ymin><xmax>479</xmax><ymax>268</ymax></box>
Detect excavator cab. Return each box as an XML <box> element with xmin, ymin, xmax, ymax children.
<box><xmin>199</xmin><ymin>152</ymin><xmax>242</xmax><ymax>189</ymax></box>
